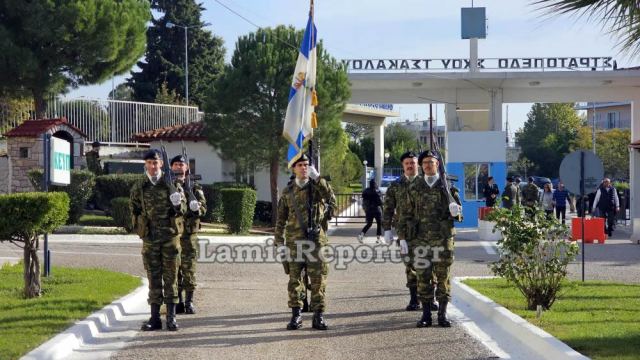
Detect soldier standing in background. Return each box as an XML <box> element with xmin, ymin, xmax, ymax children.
<box><xmin>502</xmin><ymin>176</ymin><xmax>520</xmax><ymax>209</ymax></box>
<box><xmin>382</xmin><ymin>151</ymin><xmax>438</xmax><ymax>312</ymax></box>
<box><xmin>275</xmin><ymin>154</ymin><xmax>336</xmax><ymax>331</ymax></box>
<box><xmin>171</xmin><ymin>155</ymin><xmax>207</xmax><ymax>314</ymax></box>
<box><xmin>522</xmin><ymin>176</ymin><xmax>540</xmax><ymax>215</ymax></box>
<box><xmin>403</xmin><ymin>150</ymin><xmax>462</xmax><ymax>328</ymax></box>
<box><xmin>85</xmin><ymin>141</ymin><xmax>104</xmax><ymax>175</ymax></box>
<box><xmin>130</xmin><ymin>149</ymin><xmax>186</xmax><ymax>331</ymax></box>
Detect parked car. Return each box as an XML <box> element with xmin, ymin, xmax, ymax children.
<box><xmin>379</xmin><ymin>175</ymin><xmax>399</xmax><ymax>195</ymax></box>
<box><xmin>530</xmin><ymin>176</ymin><xmax>552</xmax><ymax>189</ymax></box>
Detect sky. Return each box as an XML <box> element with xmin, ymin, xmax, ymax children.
<box><xmin>67</xmin><ymin>0</ymin><xmax>632</xmax><ymax>135</ymax></box>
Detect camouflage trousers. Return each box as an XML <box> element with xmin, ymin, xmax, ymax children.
<box><xmin>286</xmin><ymin>240</ymin><xmax>329</xmax><ymax>312</ymax></box>
<box><xmin>142</xmin><ymin>235</ymin><xmax>181</xmax><ymax>305</ymax></box>
<box><xmin>410</xmin><ymin>236</ymin><xmax>454</xmax><ymax>303</ymax></box>
<box><xmin>178</xmin><ymin>232</ymin><xmax>198</xmax><ymax>292</ymax></box>
<box><xmin>404</xmin><ymin>258</ymin><xmax>417</xmax><ymax>288</ymax></box>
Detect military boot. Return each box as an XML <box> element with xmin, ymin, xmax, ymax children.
<box><xmin>312</xmin><ymin>311</ymin><xmax>328</xmax><ymax>330</ymax></box>
<box><xmin>185</xmin><ymin>291</ymin><xmax>196</xmax><ymax>314</ymax></box>
<box><xmin>416</xmin><ymin>303</ymin><xmax>432</xmax><ymax>328</ymax></box>
<box><xmin>166</xmin><ymin>303</ymin><xmax>179</xmax><ymax>331</ymax></box>
<box><xmin>141</xmin><ymin>303</ymin><xmax>162</xmax><ymax>331</ymax></box>
<box><xmin>406</xmin><ymin>286</ymin><xmax>421</xmax><ymax>311</ymax></box>
<box><xmin>437</xmin><ymin>300</ymin><xmax>451</xmax><ymax>327</ymax></box>
<box><xmin>286</xmin><ymin>307</ymin><xmax>303</xmax><ymax>330</ymax></box>
<box><xmin>176</xmin><ymin>289</ymin><xmax>185</xmax><ymax>314</ymax></box>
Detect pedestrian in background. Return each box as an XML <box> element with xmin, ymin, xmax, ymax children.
<box><xmin>592</xmin><ymin>178</ymin><xmax>620</xmax><ymax>237</ymax></box>
<box><xmin>540</xmin><ymin>183</ymin><xmax>554</xmax><ymax>218</ymax></box>
<box><xmin>483</xmin><ymin>176</ymin><xmax>500</xmax><ymax>207</ymax></box>
<box><xmin>359</xmin><ymin>179</ymin><xmax>383</xmax><ymax>243</ymax></box>
<box><xmin>553</xmin><ymin>182</ymin><xmax>569</xmax><ymax>224</ymax></box>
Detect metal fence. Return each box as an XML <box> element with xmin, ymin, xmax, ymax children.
<box><xmin>333</xmin><ymin>193</ymin><xmax>387</xmax><ymax>224</ymax></box>
<box><xmin>1</xmin><ymin>97</ymin><xmax>202</xmax><ymax>143</ymax></box>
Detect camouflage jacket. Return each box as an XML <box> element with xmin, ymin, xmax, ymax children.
<box><xmin>502</xmin><ymin>183</ymin><xmax>520</xmax><ymax>209</ymax></box>
<box><xmin>521</xmin><ymin>183</ymin><xmax>540</xmax><ymax>206</ymax></box>
<box><xmin>275</xmin><ymin>178</ymin><xmax>336</xmax><ymax>246</ymax></box>
<box><xmin>176</xmin><ymin>180</ymin><xmax>207</xmax><ymax>235</ymax></box>
<box><xmin>85</xmin><ymin>150</ymin><xmax>103</xmax><ymax>176</ymax></box>
<box><xmin>130</xmin><ymin>176</ymin><xmax>186</xmax><ymax>241</ymax></box>
<box><xmin>382</xmin><ymin>175</ymin><xmax>415</xmax><ymax>231</ymax></box>
<box><xmin>400</xmin><ymin>177</ymin><xmax>462</xmax><ymax>241</ymax></box>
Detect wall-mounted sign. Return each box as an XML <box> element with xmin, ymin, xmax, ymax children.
<box><xmin>359</xmin><ymin>103</ymin><xmax>394</xmax><ymax>111</ymax></box>
<box><xmin>50</xmin><ymin>137</ymin><xmax>71</xmax><ymax>186</ymax></box>
<box><xmin>344</xmin><ymin>57</ymin><xmax>615</xmax><ymax>72</ymax></box>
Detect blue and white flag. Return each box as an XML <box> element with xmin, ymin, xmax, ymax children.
<box><xmin>283</xmin><ymin>14</ymin><xmax>317</xmax><ymax>168</ymax></box>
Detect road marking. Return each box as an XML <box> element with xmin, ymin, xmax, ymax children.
<box><xmin>47</xmin><ymin>250</ymin><xmax>139</xmax><ymax>257</ymax></box>
<box><xmin>480</xmin><ymin>241</ymin><xmax>497</xmax><ymax>255</ymax></box>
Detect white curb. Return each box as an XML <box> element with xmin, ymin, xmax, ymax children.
<box><xmin>21</xmin><ymin>277</ymin><xmax>148</xmax><ymax>360</ymax></box>
<box><xmin>453</xmin><ymin>277</ymin><xmax>589</xmax><ymax>360</ymax></box>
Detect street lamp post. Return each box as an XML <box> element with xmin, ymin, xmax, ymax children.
<box><xmin>363</xmin><ymin>160</ymin><xmax>368</xmax><ymax>188</ymax></box>
<box><xmin>165</xmin><ymin>21</ymin><xmax>211</xmax><ymax>106</ymax></box>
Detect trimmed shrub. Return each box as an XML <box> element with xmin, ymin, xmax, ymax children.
<box><xmin>0</xmin><ymin>192</ymin><xmax>69</xmax><ymax>297</ymax></box>
<box><xmin>28</xmin><ymin>169</ymin><xmax>96</xmax><ymax>225</ymax></box>
<box><xmin>95</xmin><ymin>174</ymin><xmax>145</xmax><ymax>210</ymax></box>
<box><xmin>110</xmin><ymin>197</ymin><xmax>132</xmax><ymax>232</ymax></box>
<box><xmin>221</xmin><ymin>188</ymin><xmax>257</xmax><ymax>234</ymax></box>
<box><xmin>202</xmin><ymin>182</ymin><xmax>253</xmax><ymax>223</ymax></box>
<box><xmin>254</xmin><ymin>200</ymin><xmax>272</xmax><ymax>224</ymax></box>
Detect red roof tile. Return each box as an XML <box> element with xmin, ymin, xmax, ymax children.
<box><xmin>132</xmin><ymin>121</ymin><xmax>207</xmax><ymax>142</ymax></box>
<box><xmin>4</xmin><ymin>117</ymin><xmax>87</xmax><ymax>138</ymax></box>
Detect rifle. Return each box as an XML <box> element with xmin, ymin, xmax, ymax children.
<box><xmin>159</xmin><ymin>141</ymin><xmax>177</xmax><ymax>194</ymax></box>
<box><xmin>434</xmin><ymin>149</ymin><xmax>461</xmax><ymax>221</ymax></box>
<box><xmin>180</xmin><ymin>141</ymin><xmax>198</xmax><ymax>203</ymax></box>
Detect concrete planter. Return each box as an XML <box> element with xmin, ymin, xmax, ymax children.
<box><xmin>478</xmin><ymin>220</ymin><xmax>502</xmax><ymax>241</ymax></box>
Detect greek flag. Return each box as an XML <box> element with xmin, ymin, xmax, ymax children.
<box><xmin>283</xmin><ymin>14</ymin><xmax>317</xmax><ymax>168</ymax></box>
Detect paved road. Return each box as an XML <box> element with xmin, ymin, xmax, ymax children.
<box><xmin>1</xmin><ymin>220</ymin><xmax>638</xmax><ymax>359</ymax></box>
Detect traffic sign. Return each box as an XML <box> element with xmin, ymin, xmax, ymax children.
<box><xmin>559</xmin><ymin>150</ymin><xmax>604</xmax><ymax>195</ymax></box>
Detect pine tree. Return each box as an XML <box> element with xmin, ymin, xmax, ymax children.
<box><xmin>128</xmin><ymin>0</ymin><xmax>225</xmax><ymax>107</ymax></box>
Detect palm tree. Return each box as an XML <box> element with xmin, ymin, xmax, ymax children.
<box><xmin>533</xmin><ymin>0</ymin><xmax>640</xmax><ymax>55</ymax></box>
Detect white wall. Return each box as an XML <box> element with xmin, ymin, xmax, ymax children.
<box><xmin>149</xmin><ymin>141</ymin><xmax>224</xmax><ymax>184</ymax></box>
<box><xmin>448</xmin><ymin>131</ymin><xmax>507</xmax><ymax>163</ymax></box>
<box><xmin>254</xmin><ymin>167</ymin><xmax>291</xmax><ymax>202</ymax></box>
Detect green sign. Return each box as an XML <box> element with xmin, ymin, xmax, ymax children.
<box><xmin>53</xmin><ymin>152</ymin><xmax>71</xmax><ymax>171</ymax></box>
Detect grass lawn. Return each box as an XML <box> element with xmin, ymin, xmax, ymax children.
<box><xmin>463</xmin><ymin>278</ymin><xmax>640</xmax><ymax>360</ymax></box>
<box><xmin>0</xmin><ymin>263</ymin><xmax>140</xmax><ymax>360</ymax></box>
<box><xmin>77</xmin><ymin>214</ymin><xmax>116</xmax><ymax>227</ymax></box>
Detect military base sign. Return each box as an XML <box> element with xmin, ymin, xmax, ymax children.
<box><xmin>50</xmin><ymin>136</ymin><xmax>71</xmax><ymax>186</ymax></box>
<box><xmin>559</xmin><ymin>150</ymin><xmax>604</xmax><ymax>282</ymax></box>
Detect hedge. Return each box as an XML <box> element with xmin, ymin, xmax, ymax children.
<box><xmin>254</xmin><ymin>200</ymin><xmax>272</xmax><ymax>224</ymax></box>
<box><xmin>28</xmin><ymin>169</ymin><xmax>95</xmax><ymax>225</ymax></box>
<box><xmin>110</xmin><ymin>197</ymin><xmax>132</xmax><ymax>232</ymax></box>
<box><xmin>221</xmin><ymin>188</ymin><xmax>257</xmax><ymax>234</ymax></box>
<box><xmin>202</xmin><ymin>182</ymin><xmax>253</xmax><ymax>223</ymax></box>
<box><xmin>95</xmin><ymin>174</ymin><xmax>145</xmax><ymax>211</ymax></box>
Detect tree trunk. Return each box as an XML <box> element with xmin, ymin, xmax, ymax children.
<box><xmin>270</xmin><ymin>153</ymin><xmax>280</xmax><ymax>226</ymax></box>
<box><xmin>32</xmin><ymin>89</ymin><xmax>47</xmax><ymax>119</ymax></box>
<box><xmin>23</xmin><ymin>236</ymin><xmax>41</xmax><ymax>298</ymax></box>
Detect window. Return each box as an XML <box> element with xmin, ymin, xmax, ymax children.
<box><xmin>19</xmin><ymin>147</ymin><xmax>29</xmax><ymax>158</ymax></box>
<box><xmin>607</xmin><ymin>112</ymin><xmax>619</xmax><ymax>129</ymax></box>
<box><xmin>464</xmin><ymin>163</ymin><xmax>489</xmax><ymax>201</ymax></box>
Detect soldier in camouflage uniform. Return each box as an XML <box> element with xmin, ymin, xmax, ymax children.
<box><xmin>130</xmin><ymin>149</ymin><xmax>186</xmax><ymax>331</ymax></box>
<box><xmin>501</xmin><ymin>176</ymin><xmax>520</xmax><ymax>210</ymax></box>
<box><xmin>275</xmin><ymin>154</ymin><xmax>336</xmax><ymax>331</ymax></box>
<box><xmin>170</xmin><ymin>155</ymin><xmax>207</xmax><ymax>315</ymax></box>
<box><xmin>401</xmin><ymin>150</ymin><xmax>462</xmax><ymax>328</ymax></box>
<box><xmin>521</xmin><ymin>176</ymin><xmax>540</xmax><ymax>212</ymax></box>
<box><xmin>382</xmin><ymin>151</ymin><xmax>438</xmax><ymax>312</ymax></box>
<box><xmin>85</xmin><ymin>141</ymin><xmax>104</xmax><ymax>176</ymax></box>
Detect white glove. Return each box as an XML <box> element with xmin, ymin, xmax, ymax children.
<box><xmin>170</xmin><ymin>192</ymin><xmax>182</xmax><ymax>206</ymax></box>
<box><xmin>449</xmin><ymin>202</ymin><xmax>462</xmax><ymax>217</ymax></box>
<box><xmin>384</xmin><ymin>230</ymin><xmax>394</xmax><ymax>245</ymax></box>
<box><xmin>189</xmin><ymin>200</ymin><xmax>200</xmax><ymax>212</ymax></box>
<box><xmin>399</xmin><ymin>239</ymin><xmax>409</xmax><ymax>255</ymax></box>
<box><xmin>309</xmin><ymin>165</ymin><xmax>320</xmax><ymax>180</ymax></box>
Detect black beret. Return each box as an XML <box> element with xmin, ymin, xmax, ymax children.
<box><xmin>292</xmin><ymin>153</ymin><xmax>310</xmax><ymax>166</ymax></box>
<box><xmin>171</xmin><ymin>155</ymin><xmax>186</xmax><ymax>165</ymax></box>
<box><xmin>143</xmin><ymin>149</ymin><xmax>162</xmax><ymax>161</ymax></box>
<box><xmin>399</xmin><ymin>151</ymin><xmax>417</xmax><ymax>163</ymax></box>
<box><xmin>418</xmin><ymin>150</ymin><xmax>439</xmax><ymax>165</ymax></box>
<box><xmin>91</xmin><ymin>141</ymin><xmax>101</xmax><ymax>148</ymax></box>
